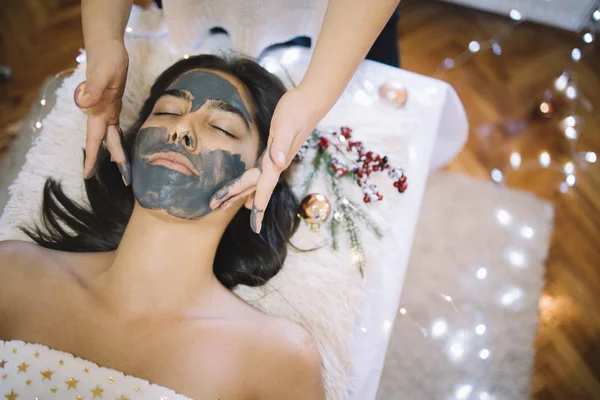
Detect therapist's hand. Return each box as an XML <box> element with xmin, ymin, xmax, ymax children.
<box><xmin>209</xmin><ymin>88</ymin><xmax>318</xmax><ymax>233</ymax></box>
<box><xmin>75</xmin><ymin>39</ymin><xmax>131</xmax><ymax>184</ymax></box>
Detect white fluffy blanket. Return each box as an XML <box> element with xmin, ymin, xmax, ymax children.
<box><xmin>0</xmin><ymin>35</ymin><xmax>413</xmax><ymax>399</ymax></box>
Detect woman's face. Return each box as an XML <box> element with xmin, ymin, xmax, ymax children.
<box><xmin>132</xmin><ymin>69</ymin><xmax>261</xmax><ymax>220</ymax></box>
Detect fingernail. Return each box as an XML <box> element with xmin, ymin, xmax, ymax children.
<box><xmin>74</xmin><ymin>82</ymin><xmax>85</xmax><ymax>107</ymax></box>
<box><xmin>116</xmin><ymin>129</ymin><xmax>132</xmax><ymax>186</ymax></box>
<box><xmin>85</xmin><ymin>160</ymin><xmax>99</xmax><ymax>179</ymax></box>
<box><xmin>117</xmin><ymin>162</ymin><xmax>131</xmax><ymax>186</ymax></box>
<box><xmin>250</xmin><ymin>210</ymin><xmax>258</xmax><ymax>233</ymax></box>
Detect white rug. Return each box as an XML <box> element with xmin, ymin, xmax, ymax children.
<box><xmin>377</xmin><ymin>172</ymin><xmax>554</xmax><ymax>400</ymax></box>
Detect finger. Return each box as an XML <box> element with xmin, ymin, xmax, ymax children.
<box><xmin>210</xmin><ymin>168</ymin><xmax>261</xmax><ymax>209</ymax></box>
<box><xmin>105</xmin><ymin>125</ymin><xmax>131</xmax><ymax>186</ymax></box>
<box><xmin>219</xmin><ymin>187</ymin><xmax>256</xmax><ymax>211</ymax></box>
<box><xmin>250</xmin><ymin>158</ymin><xmax>281</xmax><ymax>234</ymax></box>
<box><xmin>76</xmin><ymin>69</ymin><xmax>113</xmax><ymax>108</ymax></box>
<box><xmin>268</xmin><ymin>122</ymin><xmax>298</xmax><ymax>169</ymax></box>
<box><xmin>84</xmin><ymin>114</ymin><xmax>108</xmax><ymax>178</ymax></box>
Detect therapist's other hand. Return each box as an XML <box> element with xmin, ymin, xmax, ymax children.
<box><xmin>74</xmin><ymin>39</ymin><xmax>130</xmax><ymax>185</ymax></box>
<box><xmin>209</xmin><ymin>88</ymin><xmax>317</xmax><ymax>234</ymax></box>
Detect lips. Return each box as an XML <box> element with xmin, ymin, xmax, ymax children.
<box><xmin>147</xmin><ymin>152</ymin><xmax>201</xmax><ymax>177</ymax></box>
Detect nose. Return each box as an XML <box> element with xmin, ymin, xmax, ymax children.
<box><xmin>166</xmin><ymin>130</ymin><xmax>197</xmax><ymax>152</ymax></box>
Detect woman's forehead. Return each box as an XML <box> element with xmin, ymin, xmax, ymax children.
<box><xmin>167</xmin><ymin>69</ymin><xmax>252</xmax><ymax>122</ymax></box>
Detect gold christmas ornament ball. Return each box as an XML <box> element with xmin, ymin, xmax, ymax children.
<box><xmin>299</xmin><ymin>193</ymin><xmax>332</xmax><ymax>231</ymax></box>
<box><xmin>379</xmin><ymin>81</ymin><xmax>408</xmax><ymax>108</ymax></box>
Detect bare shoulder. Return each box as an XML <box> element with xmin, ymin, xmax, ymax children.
<box><xmin>249</xmin><ymin>314</ymin><xmax>325</xmax><ymax>399</ymax></box>
<box><xmin>0</xmin><ymin>240</ymin><xmax>48</xmax><ymax>276</ymax></box>
<box><xmin>0</xmin><ymin>240</ymin><xmax>50</xmax><ymax>332</ymax></box>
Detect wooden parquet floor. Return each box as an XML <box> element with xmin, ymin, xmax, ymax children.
<box><xmin>0</xmin><ymin>0</ymin><xmax>599</xmax><ymax>398</ymax></box>
<box><xmin>398</xmin><ymin>1</ymin><xmax>600</xmax><ymax>399</ymax></box>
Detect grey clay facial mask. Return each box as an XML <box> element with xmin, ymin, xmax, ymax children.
<box><xmin>132</xmin><ymin>71</ymin><xmax>252</xmax><ymax>220</ymax></box>
<box><xmin>168</xmin><ymin>70</ymin><xmax>252</xmax><ymax>122</ymax></box>
<box><xmin>132</xmin><ymin>127</ymin><xmax>246</xmax><ymax>220</ymax></box>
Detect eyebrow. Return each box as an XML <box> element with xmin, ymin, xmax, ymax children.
<box><xmin>160</xmin><ymin>89</ymin><xmax>193</xmax><ymax>101</ymax></box>
<box><xmin>207</xmin><ymin>99</ymin><xmax>251</xmax><ymax>130</ymax></box>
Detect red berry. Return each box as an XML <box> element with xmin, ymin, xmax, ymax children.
<box><xmin>319</xmin><ymin>137</ymin><xmax>329</xmax><ymax>150</ymax></box>
<box><xmin>341</xmin><ymin>127</ymin><xmax>352</xmax><ymax>139</ymax></box>
<box><xmin>363</xmin><ymin>194</ymin><xmax>371</xmax><ymax>203</ymax></box>
<box><xmin>377</xmin><ymin>194</ymin><xmax>383</xmax><ymax>201</ymax></box>
<box><xmin>399</xmin><ymin>182</ymin><xmax>408</xmax><ymax>192</ymax></box>
<box><xmin>373</xmin><ymin>165</ymin><xmax>379</xmax><ymax>171</ymax></box>
<box><xmin>393</xmin><ymin>181</ymin><xmax>400</xmax><ymax>188</ymax></box>
<box><xmin>400</xmin><ymin>175</ymin><xmax>407</xmax><ymax>183</ymax></box>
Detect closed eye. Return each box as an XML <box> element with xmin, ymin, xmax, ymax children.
<box><xmin>153</xmin><ymin>112</ymin><xmax>181</xmax><ymax>116</ymax></box>
<box><xmin>210</xmin><ymin>125</ymin><xmax>236</xmax><ymax>138</ymax></box>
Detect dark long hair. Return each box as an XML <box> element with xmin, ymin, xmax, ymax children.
<box><xmin>22</xmin><ymin>54</ymin><xmax>300</xmax><ymax>289</ymax></box>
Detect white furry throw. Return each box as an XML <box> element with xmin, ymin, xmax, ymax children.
<box><xmin>0</xmin><ymin>35</ymin><xmax>414</xmax><ymax>399</ymax></box>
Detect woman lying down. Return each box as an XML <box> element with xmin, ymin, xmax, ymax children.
<box><xmin>0</xmin><ymin>55</ymin><xmax>325</xmax><ymax>400</ymax></box>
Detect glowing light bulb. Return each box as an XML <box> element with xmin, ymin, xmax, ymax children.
<box><xmin>479</xmin><ymin>349</ymin><xmax>490</xmax><ymax>360</ymax></box>
<box><xmin>431</xmin><ymin>319</ymin><xmax>447</xmax><ymax>338</ymax></box>
<box><xmin>508</xmin><ymin>250</ymin><xmax>526</xmax><ymax>267</ymax></box>
<box><xmin>583</xmin><ymin>32</ymin><xmax>594</xmax><ymax>44</ymax></box>
<box><xmin>480</xmin><ymin>391</ymin><xmax>493</xmax><ymax>400</ymax></box>
<box><xmin>475</xmin><ymin>324</ymin><xmax>486</xmax><ymax>335</ymax></box>
<box><xmin>509</xmin><ymin>9</ymin><xmax>523</xmax><ymax>21</ymax></box>
<box><xmin>443</xmin><ymin>58</ymin><xmax>455</xmax><ymax>69</ymax></box>
<box><xmin>564</xmin><ymin>126</ymin><xmax>578</xmax><ymax>140</ymax></box>
<box><xmin>455</xmin><ymin>385</ymin><xmax>473</xmax><ymax>400</ymax></box>
<box><xmin>566</xmin><ymin>174</ymin><xmax>576</xmax><ymax>187</ymax></box>
<box><xmin>559</xmin><ymin>182</ymin><xmax>569</xmax><ymax>193</ymax></box>
<box><xmin>444</xmin><ymin>295</ymin><xmax>453</xmax><ymax>302</ymax></box>
<box><xmin>496</xmin><ymin>209</ymin><xmax>512</xmax><ymax>225</ymax></box>
<box><xmin>125</xmin><ymin>27</ymin><xmax>133</xmax><ymax>33</ymax></box>
<box><xmin>539</xmin><ymin>152</ymin><xmax>551</xmax><ymax>167</ymax></box>
<box><xmin>35</xmin><ymin>121</ymin><xmax>42</xmax><ymax>129</ymax></box>
<box><xmin>468</xmin><ymin>41</ymin><xmax>481</xmax><ymax>53</ymax></box>
<box><xmin>566</xmin><ymin>85</ymin><xmax>577</xmax><ymax>99</ymax></box>
<box><xmin>564</xmin><ymin>116</ymin><xmax>576</xmax><ymax>127</ymax></box>
<box><xmin>564</xmin><ymin>162</ymin><xmax>574</xmax><ymax>174</ymax></box>
<box><xmin>491</xmin><ymin>168</ymin><xmax>503</xmax><ymax>183</ymax></box>
<box><xmin>492</xmin><ymin>43</ymin><xmax>502</xmax><ymax>55</ymax></box>
<box><xmin>521</xmin><ymin>226</ymin><xmax>534</xmax><ymax>239</ymax></box>
<box><xmin>593</xmin><ymin>9</ymin><xmax>600</xmax><ymax>21</ymax></box>
<box><xmin>450</xmin><ymin>343</ymin><xmax>465</xmax><ymax>360</ymax></box>
<box><xmin>510</xmin><ymin>152</ymin><xmax>521</xmax><ymax>168</ymax></box>
<box><xmin>554</xmin><ymin>73</ymin><xmax>568</xmax><ymax>91</ymax></box>
<box><xmin>183</xmin><ymin>54</ymin><xmax>189</xmax><ymax>59</ymax></box>
<box><xmin>539</xmin><ymin>102</ymin><xmax>551</xmax><ymax>115</ymax></box>
<box><xmin>571</xmin><ymin>48</ymin><xmax>582</xmax><ymax>62</ymax></box>
<box><xmin>476</xmin><ymin>267</ymin><xmax>488</xmax><ymax>280</ymax></box>
<box><xmin>585</xmin><ymin>152</ymin><xmax>597</xmax><ymax>163</ymax></box>
<box><xmin>500</xmin><ymin>287</ymin><xmax>523</xmax><ymax>306</ymax></box>
<box><xmin>399</xmin><ymin>307</ymin><xmax>407</xmax><ymax>315</ymax></box>
<box><xmin>40</xmin><ymin>99</ymin><xmax>46</xmax><ymax>106</ymax></box>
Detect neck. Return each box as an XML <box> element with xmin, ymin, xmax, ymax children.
<box><xmin>92</xmin><ymin>203</ymin><xmax>226</xmax><ymax>316</ymax></box>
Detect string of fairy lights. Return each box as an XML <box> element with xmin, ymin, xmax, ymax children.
<box><xmin>431</xmin><ymin>4</ymin><xmax>599</xmax><ymax>194</ymax></box>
